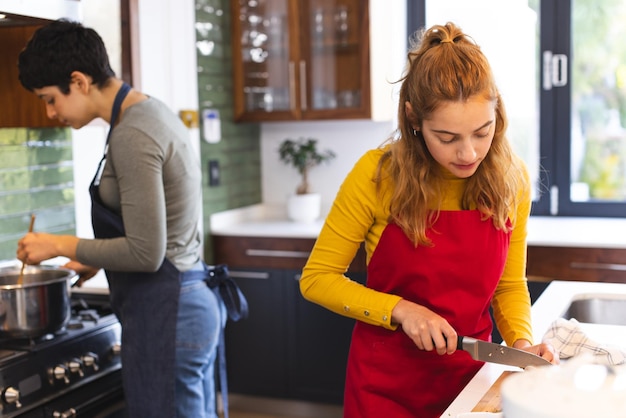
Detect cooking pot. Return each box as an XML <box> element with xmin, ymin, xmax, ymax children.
<box><xmin>0</xmin><ymin>265</ymin><xmax>77</xmax><ymax>339</ymax></box>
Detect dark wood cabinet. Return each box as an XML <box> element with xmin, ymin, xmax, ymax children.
<box><xmin>223</xmin><ymin>267</ymin><xmax>289</xmax><ymax>397</ymax></box>
<box><xmin>287</xmin><ymin>268</ymin><xmax>365</xmax><ymax>403</ymax></box>
<box><xmin>0</xmin><ymin>25</ymin><xmax>63</xmax><ymax>128</ymax></box>
<box><xmin>214</xmin><ymin>234</ymin><xmax>366</xmax><ymax>403</ymax></box>
<box><xmin>230</xmin><ymin>0</ymin><xmax>371</xmax><ymax>122</ymax></box>
<box><xmin>527</xmin><ymin>245</ymin><xmax>626</xmax><ymax>283</ymax></box>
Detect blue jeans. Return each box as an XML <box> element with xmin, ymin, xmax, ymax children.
<box><xmin>175</xmin><ymin>275</ymin><xmax>225</xmax><ymax>418</ymax></box>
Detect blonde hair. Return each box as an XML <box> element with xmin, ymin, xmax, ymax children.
<box><xmin>376</xmin><ymin>22</ymin><xmax>525</xmax><ymax>246</ymax></box>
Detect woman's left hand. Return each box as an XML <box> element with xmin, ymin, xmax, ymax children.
<box><xmin>513</xmin><ymin>340</ymin><xmax>560</xmax><ymax>365</ymax></box>
<box><xmin>63</xmin><ymin>260</ymin><xmax>100</xmax><ymax>287</ymax></box>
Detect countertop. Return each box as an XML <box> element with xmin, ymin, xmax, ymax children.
<box><xmin>441</xmin><ymin>280</ymin><xmax>626</xmax><ymax>417</ymax></box>
<box><xmin>210</xmin><ymin>204</ymin><xmax>626</xmax><ymax>248</ymax></box>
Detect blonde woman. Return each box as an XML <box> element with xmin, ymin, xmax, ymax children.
<box><xmin>300</xmin><ymin>22</ymin><xmax>558</xmax><ymax>418</ymax></box>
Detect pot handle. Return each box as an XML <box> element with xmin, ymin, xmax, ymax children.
<box><xmin>69</xmin><ymin>273</ymin><xmax>81</xmax><ymax>287</ymax></box>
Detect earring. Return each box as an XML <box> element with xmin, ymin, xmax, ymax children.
<box><xmin>412</xmin><ymin>128</ymin><xmax>419</xmax><ymax>137</ymax></box>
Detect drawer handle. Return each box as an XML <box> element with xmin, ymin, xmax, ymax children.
<box><xmin>570</xmin><ymin>262</ymin><xmax>626</xmax><ymax>272</ymax></box>
<box><xmin>228</xmin><ymin>270</ymin><xmax>270</xmax><ymax>279</ymax></box>
<box><xmin>245</xmin><ymin>249</ymin><xmax>310</xmax><ymax>259</ymax></box>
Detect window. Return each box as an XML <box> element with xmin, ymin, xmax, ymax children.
<box><xmin>407</xmin><ymin>0</ymin><xmax>626</xmax><ymax>217</ymax></box>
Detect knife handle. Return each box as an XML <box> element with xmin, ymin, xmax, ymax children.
<box><xmin>457</xmin><ymin>335</ymin><xmax>464</xmax><ymax>350</ymax></box>
<box><xmin>457</xmin><ymin>335</ymin><xmax>478</xmax><ymax>351</ymax></box>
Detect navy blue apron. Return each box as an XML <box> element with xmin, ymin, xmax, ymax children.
<box><xmin>90</xmin><ymin>83</ymin><xmax>180</xmax><ymax>417</ymax></box>
<box><xmin>89</xmin><ymin>84</ymin><xmax>249</xmax><ymax>417</ymax></box>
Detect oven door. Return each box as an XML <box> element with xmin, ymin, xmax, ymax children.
<box><xmin>35</xmin><ymin>370</ymin><xmax>126</xmax><ymax>418</ymax></box>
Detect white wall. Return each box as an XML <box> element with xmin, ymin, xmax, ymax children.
<box><xmin>261</xmin><ymin>121</ymin><xmax>394</xmax><ymax>216</ymax></box>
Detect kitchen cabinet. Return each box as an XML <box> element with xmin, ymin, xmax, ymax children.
<box><xmin>214</xmin><ymin>235</ymin><xmax>366</xmax><ymax>403</ymax></box>
<box><xmin>230</xmin><ymin>0</ymin><xmax>371</xmax><ymax>122</ymax></box>
<box><xmin>527</xmin><ymin>245</ymin><xmax>626</xmax><ymax>284</ymax></box>
<box><xmin>0</xmin><ymin>24</ymin><xmax>63</xmax><ymax>128</ymax></box>
<box><xmin>288</xmin><ymin>268</ymin><xmax>366</xmax><ymax>403</ymax></box>
<box><xmin>221</xmin><ymin>267</ymin><xmax>290</xmax><ymax>398</ymax></box>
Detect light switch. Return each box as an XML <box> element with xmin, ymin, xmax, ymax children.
<box><xmin>202</xmin><ymin>109</ymin><xmax>221</xmax><ymax>143</ymax></box>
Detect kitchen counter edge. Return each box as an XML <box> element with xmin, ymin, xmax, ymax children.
<box><xmin>210</xmin><ymin>205</ymin><xmax>626</xmax><ymax>248</ymax></box>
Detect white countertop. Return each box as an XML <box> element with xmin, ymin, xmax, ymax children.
<box><xmin>210</xmin><ymin>204</ymin><xmax>626</xmax><ymax>248</ymax></box>
<box><xmin>441</xmin><ymin>280</ymin><xmax>626</xmax><ymax>417</ymax></box>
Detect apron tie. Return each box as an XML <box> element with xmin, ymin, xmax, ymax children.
<box><xmin>204</xmin><ymin>264</ymin><xmax>248</xmax><ymax>418</ymax></box>
<box><xmin>205</xmin><ymin>264</ymin><xmax>249</xmax><ymax>321</ymax></box>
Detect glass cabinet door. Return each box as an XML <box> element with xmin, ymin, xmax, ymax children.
<box><xmin>233</xmin><ymin>0</ymin><xmax>296</xmax><ymax>120</ymax></box>
<box><xmin>302</xmin><ymin>0</ymin><xmax>370</xmax><ymax>117</ymax></box>
<box><xmin>231</xmin><ymin>0</ymin><xmax>370</xmax><ymax>121</ymax></box>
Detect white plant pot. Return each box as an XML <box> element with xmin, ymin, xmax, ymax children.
<box><xmin>287</xmin><ymin>193</ymin><xmax>321</xmax><ymax>223</ymax></box>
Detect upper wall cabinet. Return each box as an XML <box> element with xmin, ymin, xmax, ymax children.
<box><xmin>0</xmin><ymin>25</ymin><xmax>63</xmax><ymax>128</ymax></box>
<box><xmin>230</xmin><ymin>0</ymin><xmax>403</xmax><ymax>122</ymax></box>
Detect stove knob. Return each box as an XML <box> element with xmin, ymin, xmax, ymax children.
<box><xmin>3</xmin><ymin>386</ymin><xmax>21</xmax><ymax>408</ymax></box>
<box><xmin>68</xmin><ymin>358</ymin><xmax>84</xmax><ymax>377</ymax></box>
<box><xmin>82</xmin><ymin>352</ymin><xmax>99</xmax><ymax>371</ymax></box>
<box><xmin>52</xmin><ymin>365</ymin><xmax>70</xmax><ymax>384</ymax></box>
<box><xmin>112</xmin><ymin>342</ymin><xmax>122</xmax><ymax>356</ymax></box>
<box><xmin>52</xmin><ymin>408</ymin><xmax>77</xmax><ymax>418</ymax></box>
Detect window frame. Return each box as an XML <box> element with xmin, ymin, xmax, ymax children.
<box><xmin>407</xmin><ymin>0</ymin><xmax>626</xmax><ymax>218</ymax></box>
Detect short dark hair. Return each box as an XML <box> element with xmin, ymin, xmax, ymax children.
<box><xmin>18</xmin><ymin>19</ymin><xmax>116</xmax><ymax>93</ymax></box>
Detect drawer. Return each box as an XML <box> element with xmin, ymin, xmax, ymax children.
<box><xmin>527</xmin><ymin>246</ymin><xmax>626</xmax><ymax>283</ymax></box>
<box><xmin>213</xmin><ymin>235</ymin><xmax>367</xmax><ymax>273</ymax></box>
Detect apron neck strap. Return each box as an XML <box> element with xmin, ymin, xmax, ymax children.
<box><xmin>92</xmin><ymin>82</ymin><xmax>133</xmax><ymax>187</ymax></box>
<box><xmin>107</xmin><ymin>83</ymin><xmax>132</xmax><ymax>144</ymax></box>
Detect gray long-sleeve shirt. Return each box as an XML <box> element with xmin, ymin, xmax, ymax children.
<box><xmin>76</xmin><ymin>97</ymin><xmax>202</xmax><ymax>272</ymax></box>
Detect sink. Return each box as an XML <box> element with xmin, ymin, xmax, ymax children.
<box><xmin>562</xmin><ymin>293</ymin><xmax>626</xmax><ymax>326</ymax></box>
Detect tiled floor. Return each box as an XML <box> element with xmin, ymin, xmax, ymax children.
<box><xmin>222</xmin><ymin>394</ymin><xmax>343</xmax><ymax>418</ymax></box>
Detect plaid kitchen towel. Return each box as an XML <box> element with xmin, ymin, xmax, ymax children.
<box><xmin>542</xmin><ymin>317</ymin><xmax>626</xmax><ymax>365</ymax></box>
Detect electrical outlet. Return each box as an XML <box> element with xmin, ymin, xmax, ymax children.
<box><xmin>208</xmin><ymin>160</ymin><xmax>220</xmax><ymax>186</ymax></box>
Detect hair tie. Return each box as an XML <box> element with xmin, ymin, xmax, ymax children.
<box><xmin>440</xmin><ymin>39</ymin><xmax>454</xmax><ymax>44</ymax></box>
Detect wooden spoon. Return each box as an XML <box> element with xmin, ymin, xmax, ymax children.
<box><xmin>17</xmin><ymin>214</ymin><xmax>36</xmax><ymax>285</ymax></box>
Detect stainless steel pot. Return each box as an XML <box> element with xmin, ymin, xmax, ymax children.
<box><xmin>0</xmin><ymin>265</ymin><xmax>77</xmax><ymax>338</ymax></box>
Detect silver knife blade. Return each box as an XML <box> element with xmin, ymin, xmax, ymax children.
<box><xmin>457</xmin><ymin>336</ymin><xmax>552</xmax><ymax>369</ymax></box>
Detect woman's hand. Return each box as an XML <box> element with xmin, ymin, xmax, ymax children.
<box><xmin>63</xmin><ymin>261</ymin><xmax>100</xmax><ymax>287</ymax></box>
<box><xmin>391</xmin><ymin>299</ymin><xmax>458</xmax><ymax>355</ymax></box>
<box><xmin>512</xmin><ymin>339</ymin><xmax>560</xmax><ymax>365</ymax></box>
<box><xmin>17</xmin><ymin>233</ymin><xmax>79</xmax><ymax>265</ymax></box>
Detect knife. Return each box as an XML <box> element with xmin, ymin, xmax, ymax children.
<box><xmin>457</xmin><ymin>336</ymin><xmax>552</xmax><ymax>369</ymax></box>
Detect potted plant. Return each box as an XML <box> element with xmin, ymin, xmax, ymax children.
<box><xmin>278</xmin><ymin>137</ymin><xmax>335</xmax><ymax>222</ymax></box>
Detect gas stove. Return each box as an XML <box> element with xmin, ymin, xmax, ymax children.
<box><xmin>0</xmin><ymin>290</ymin><xmax>123</xmax><ymax>417</ymax></box>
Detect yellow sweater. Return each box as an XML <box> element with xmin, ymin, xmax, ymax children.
<box><xmin>300</xmin><ymin>148</ymin><xmax>534</xmax><ymax>346</ymax></box>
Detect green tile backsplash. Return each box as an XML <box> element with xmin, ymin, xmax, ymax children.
<box><xmin>196</xmin><ymin>0</ymin><xmax>262</xmax><ymax>262</ymax></box>
<box><xmin>0</xmin><ymin>127</ymin><xmax>75</xmax><ymax>261</ymax></box>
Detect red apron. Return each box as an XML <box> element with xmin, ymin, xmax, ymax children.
<box><xmin>344</xmin><ymin>210</ymin><xmax>511</xmax><ymax>418</ymax></box>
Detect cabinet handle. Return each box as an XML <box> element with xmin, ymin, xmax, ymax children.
<box><xmin>570</xmin><ymin>262</ymin><xmax>626</xmax><ymax>272</ymax></box>
<box><xmin>228</xmin><ymin>270</ymin><xmax>270</xmax><ymax>279</ymax></box>
<box><xmin>245</xmin><ymin>249</ymin><xmax>310</xmax><ymax>258</ymax></box>
<box><xmin>288</xmin><ymin>61</ymin><xmax>296</xmax><ymax>110</ymax></box>
<box><xmin>299</xmin><ymin>60</ymin><xmax>307</xmax><ymax>111</ymax></box>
